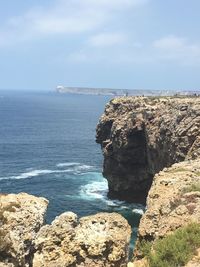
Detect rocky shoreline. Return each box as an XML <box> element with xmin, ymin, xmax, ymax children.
<box><xmin>1</xmin><ymin>96</ymin><xmax>200</xmax><ymax>266</ymax></box>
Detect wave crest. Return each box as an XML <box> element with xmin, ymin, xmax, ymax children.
<box><xmin>80</xmin><ymin>179</ymin><xmax>145</xmax><ymax>214</ymax></box>
<box><xmin>0</xmin><ymin>162</ymin><xmax>96</xmax><ymax>181</ymax></box>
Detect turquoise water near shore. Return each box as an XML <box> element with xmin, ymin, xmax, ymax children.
<box><xmin>0</xmin><ymin>90</ymin><xmax>144</xmax><ymax>247</ymax></box>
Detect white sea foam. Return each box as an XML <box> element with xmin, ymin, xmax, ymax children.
<box><xmin>75</xmin><ymin>165</ymin><xmax>94</xmax><ymax>172</ymax></box>
<box><xmin>105</xmin><ymin>200</ymin><xmax>120</xmax><ymax>207</ymax></box>
<box><xmin>13</xmin><ymin>169</ymin><xmax>55</xmax><ymax>179</ymax></box>
<box><xmin>0</xmin><ymin>169</ymin><xmax>71</xmax><ymax>180</ymax></box>
<box><xmin>57</xmin><ymin>162</ymin><xmax>94</xmax><ymax>172</ymax></box>
<box><xmin>56</xmin><ymin>162</ymin><xmax>80</xmax><ymax>167</ymax></box>
<box><xmin>132</xmin><ymin>208</ymin><xmax>144</xmax><ymax>215</ymax></box>
<box><xmin>0</xmin><ymin>163</ymin><xmax>96</xmax><ymax>181</ymax></box>
<box><xmin>106</xmin><ymin>199</ymin><xmax>125</xmax><ymax>207</ymax></box>
<box><xmin>80</xmin><ymin>179</ymin><xmax>145</xmax><ymax>214</ymax></box>
<box><xmin>80</xmin><ymin>180</ymin><xmax>108</xmax><ymax>200</ymax></box>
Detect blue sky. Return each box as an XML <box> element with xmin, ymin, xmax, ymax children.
<box><xmin>0</xmin><ymin>0</ymin><xmax>200</xmax><ymax>91</ymax></box>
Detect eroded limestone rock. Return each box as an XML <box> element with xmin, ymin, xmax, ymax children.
<box><xmin>33</xmin><ymin>212</ymin><xmax>131</xmax><ymax>267</ymax></box>
<box><xmin>0</xmin><ymin>193</ymin><xmax>48</xmax><ymax>267</ymax></box>
<box><xmin>0</xmin><ymin>193</ymin><xmax>131</xmax><ymax>267</ymax></box>
<box><xmin>133</xmin><ymin>158</ymin><xmax>200</xmax><ymax>263</ymax></box>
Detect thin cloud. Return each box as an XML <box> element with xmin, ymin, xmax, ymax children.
<box><xmin>77</xmin><ymin>0</ymin><xmax>148</xmax><ymax>10</ymax></box>
<box><xmin>153</xmin><ymin>35</ymin><xmax>200</xmax><ymax>64</ymax></box>
<box><xmin>88</xmin><ymin>33</ymin><xmax>127</xmax><ymax>47</ymax></box>
<box><xmin>0</xmin><ymin>0</ymin><xmax>148</xmax><ymax>46</ymax></box>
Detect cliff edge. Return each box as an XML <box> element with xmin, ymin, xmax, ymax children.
<box><xmin>96</xmin><ymin>96</ymin><xmax>200</xmax><ymax>203</ymax></box>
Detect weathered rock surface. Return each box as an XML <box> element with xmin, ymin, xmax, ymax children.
<box><xmin>96</xmin><ymin>96</ymin><xmax>200</xmax><ymax>203</ymax></box>
<box><xmin>137</xmin><ymin>158</ymin><xmax>200</xmax><ymax>241</ymax></box>
<box><xmin>185</xmin><ymin>248</ymin><xmax>200</xmax><ymax>267</ymax></box>
<box><xmin>0</xmin><ymin>193</ymin><xmax>131</xmax><ymax>267</ymax></box>
<box><xmin>0</xmin><ymin>193</ymin><xmax>48</xmax><ymax>267</ymax></box>
<box><xmin>33</xmin><ymin>212</ymin><xmax>131</xmax><ymax>267</ymax></box>
<box><xmin>133</xmin><ymin>158</ymin><xmax>200</xmax><ymax>264</ymax></box>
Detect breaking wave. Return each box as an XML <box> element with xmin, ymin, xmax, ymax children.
<box><xmin>0</xmin><ymin>162</ymin><xmax>96</xmax><ymax>181</ymax></box>
<box><xmin>80</xmin><ymin>179</ymin><xmax>145</xmax><ymax>215</ymax></box>
<box><xmin>56</xmin><ymin>162</ymin><xmax>80</xmax><ymax>167</ymax></box>
<box><xmin>80</xmin><ymin>179</ymin><xmax>108</xmax><ymax>200</ymax></box>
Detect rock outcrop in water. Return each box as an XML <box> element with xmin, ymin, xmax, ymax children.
<box><xmin>0</xmin><ymin>193</ymin><xmax>131</xmax><ymax>267</ymax></box>
<box><xmin>96</xmin><ymin>96</ymin><xmax>200</xmax><ymax>203</ymax></box>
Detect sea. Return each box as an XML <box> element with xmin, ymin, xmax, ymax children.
<box><xmin>0</xmin><ymin>90</ymin><xmax>144</xmax><ymax>249</ymax></box>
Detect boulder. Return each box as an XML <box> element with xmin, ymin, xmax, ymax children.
<box><xmin>33</xmin><ymin>212</ymin><xmax>131</xmax><ymax>267</ymax></box>
<box><xmin>0</xmin><ymin>193</ymin><xmax>48</xmax><ymax>267</ymax></box>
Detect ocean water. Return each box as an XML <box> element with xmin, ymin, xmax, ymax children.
<box><xmin>0</xmin><ymin>90</ymin><xmax>144</xmax><ymax>248</ymax></box>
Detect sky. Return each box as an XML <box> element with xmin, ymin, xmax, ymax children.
<box><xmin>0</xmin><ymin>0</ymin><xmax>200</xmax><ymax>91</ymax></box>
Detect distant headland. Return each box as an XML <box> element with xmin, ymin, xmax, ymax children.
<box><xmin>56</xmin><ymin>85</ymin><xmax>200</xmax><ymax>97</ymax></box>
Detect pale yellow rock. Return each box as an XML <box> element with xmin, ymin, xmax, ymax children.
<box><xmin>128</xmin><ymin>258</ymin><xmax>148</xmax><ymax>267</ymax></box>
<box><xmin>0</xmin><ymin>193</ymin><xmax>48</xmax><ymax>267</ymax></box>
<box><xmin>33</xmin><ymin>212</ymin><xmax>131</xmax><ymax>267</ymax></box>
<box><xmin>184</xmin><ymin>248</ymin><xmax>200</xmax><ymax>267</ymax></box>
<box><xmin>133</xmin><ymin>158</ymin><xmax>200</xmax><ymax>262</ymax></box>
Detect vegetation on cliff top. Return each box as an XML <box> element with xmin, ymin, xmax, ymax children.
<box><xmin>138</xmin><ymin>223</ymin><xmax>200</xmax><ymax>267</ymax></box>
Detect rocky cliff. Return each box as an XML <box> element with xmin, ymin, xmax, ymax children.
<box><xmin>0</xmin><ymin>193</ymin><xmax>131</xmax><ymax>267</ymax></box>
<box><xmin>136</xmin><ymin>158</ymin><xmax>200</xmax><ymax>242</ymax></box>
<box><xmin>96</xmin><ymin>96</ymin><xmax>200</xmax><ymax>203</ymax></box>
<box><xmin>2</xmin><ymin>96</ymin><xmax>200</xmax><ymax>267</ymax></box>
<box><xmin>132</xmin><ymin>158</ymin><xmax>200</xmax><ymax>266</ymax></box>
<box><xmin>96</xmin><ymin>96</ymin><xmax>200</xmax><ymax>266</ymax></box>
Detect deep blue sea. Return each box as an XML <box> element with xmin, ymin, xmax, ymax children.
<box><xmin>0</xmin><ymin>90</ymin><xmax>143</xmax><ymax>247</ymax></box>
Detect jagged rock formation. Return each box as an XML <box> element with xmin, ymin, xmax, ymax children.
<box><xmin>0</xmin><ymin>193</ymin><xmax>48</xmax><ymax>267</ymax></box>
<box><xmin>132</xmin><ymin>158</ymin><xmax>200</xmax><ymax>266</ymax></box>
<box><xmin>0</xmin><ymin>193</ymin><xmax>131</xmax><ymax>267</ymax></box>
<box><xmin>33</xmin><ymin>212</ymin><xmax>131</xmax><ymax>267</ymax></box>
<box><xmin>96</xmin><ymin>96</ymin><xmax>200</xmax><ymax>203</ymax></box>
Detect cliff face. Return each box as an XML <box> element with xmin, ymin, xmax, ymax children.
<box><xmin>136</xmin><ymin>158</ymin><xmax>200</xmax><ymax>243</ymax></box>
<box><xmin>133</xmin><ymin>158</ymin><xmax>200</xmax><ymax>266</ymax></box>
<box><xmin>0</xmin><ymin>193</ymin><xmax>131</xmax><ymax>267</ymax></box>
<box><xmin>96</xmin><ymin>97</ymin><xmax>200</xmax><ymax>203</ymax></box>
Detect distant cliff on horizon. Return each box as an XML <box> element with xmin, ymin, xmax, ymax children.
<box><xmin>56</xmin><ymin>86</ymin><xmax>200</xmax><ymax>97</ymax></box>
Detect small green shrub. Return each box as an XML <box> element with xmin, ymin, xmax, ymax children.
<box><xmin>140</xmin><ymin>223</ymin><xmax>200</xmax><ymax>267</ymax></box>
<box><xmin>137</xmin><ymin>239</ymin><xmax>152</xmax><ymax>258</ymax></box>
